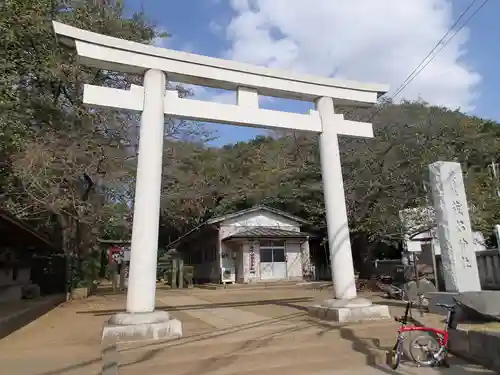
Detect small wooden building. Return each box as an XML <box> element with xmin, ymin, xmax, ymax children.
<box><xmin>177</xmin><ymin>206</ymin><xmax>314</xmax><ymax>284</ymax></box>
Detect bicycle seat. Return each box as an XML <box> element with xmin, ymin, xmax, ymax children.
<box><xmin>436</xmin><ymin>303</ymin><xmax>455</xmax><ymax>310</ymax></box>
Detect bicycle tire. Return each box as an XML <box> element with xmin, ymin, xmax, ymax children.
<box><xmin>409</xmin><ymin>333</ymin><xmax>440</xmax><ymax>366</ymax></box>
<box><xmin>387</xmin><ymin>339</ymin><xmax>403</xmax><ymax>370</ymax></box>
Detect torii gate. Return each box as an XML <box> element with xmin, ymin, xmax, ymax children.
<box><xmin>53</xmin><ymin>22</ymin><xmax>390</xmax><ymax>333</ymax></box>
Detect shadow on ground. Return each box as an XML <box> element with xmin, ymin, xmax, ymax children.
<box><xmin>34</xmin><ymin>309</ymin><xmax>308</xmax><ymax>375</ymax></box>
<box><xmin>25</xmin><ymin>294</ymin><xmax>493</xmax><ymax>375</ymax></box>
<box><xmin>75</xmin><ymin>296</ymin><xmax>314</xmax><ymax>316</ymax></box>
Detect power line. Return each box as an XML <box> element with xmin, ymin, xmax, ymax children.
<box><xmin>390</xmin><ymin>0</ymin><xmax>490</xmax><ymax>101</ymax></box>
<box><xmin>367</xmin><ymin>0</ymin><xmax>489</xmax><ymax>121</ymax></box>
<box><xmin>390</xmin><ymin>0</ymin><xmax>480</xmax><ymax>100</ymax></box>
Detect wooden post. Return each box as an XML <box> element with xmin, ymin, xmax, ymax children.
<box><xmin>178</xmin><ymin>258</ymin><xmax>184</xmax><ymax>289</ymax></box>
<box><xmin>119</xmin><ymin>262</ymin><xmax>126</xmax><ymax>291</ymax></box>
<box><xmin>110</xmin><ymin>261</ymin><xmax>118</xmax><ymax>293</ymax></box>
<box><xmin>171</xmin><ymin>259</ymin><xmax>178</xmax><ymax>289</ymax></box>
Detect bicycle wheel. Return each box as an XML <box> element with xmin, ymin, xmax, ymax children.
<box><xmin>409</xmin><ymin>333</ymin><xmax>440</xmax><ymax>366</ymax></box>
<box><xmin>386</xmin><ymin>338</ymin><xmax>403</xmax><ymax>370</ymax></box>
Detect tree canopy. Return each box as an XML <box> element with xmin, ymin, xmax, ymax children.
<box><xmin>0</xmin><ymin>0</ymin><xmax>206</xmax><ymax>287</ymax></box>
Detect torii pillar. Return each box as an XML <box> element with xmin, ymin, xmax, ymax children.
<box><xmin>52</xmin><ymin>21</ymin><xmax>391</xmax><ymax>340</ymax></box>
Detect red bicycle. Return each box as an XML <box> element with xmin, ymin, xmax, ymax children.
<box><xmin>387</xmin><ymin>297</ymin><xmax>455</xmax><ymax>369</ymax></box>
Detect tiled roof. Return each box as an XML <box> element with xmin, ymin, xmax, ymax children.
<box><xmin>223</xmin><ymin>227</ymin><xmax>313</xmax><ymax>240</ymax></box>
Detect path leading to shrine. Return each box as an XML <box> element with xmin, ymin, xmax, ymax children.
<box><xmin>0</xmin><ymin>286</ymin><xmax>494</xmax><ymax>375</ymax></box>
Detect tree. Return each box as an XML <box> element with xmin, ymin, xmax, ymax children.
<box><xmin>156</xmin><ymin>100</ymin><xmax>500</xmax><ymax>276</ymax></box>
<box><xmin>340</xmin><ymin>101</ymin><xmax>500</xmax><ymax>240</ymax></box>
<box><xmin>0</xmin><ymin>0</ymin><xmax>207</xmax><ymax>289</ymax></box>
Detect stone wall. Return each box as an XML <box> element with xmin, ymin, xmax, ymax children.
<box><xmin>436</xmin><ymin>250</ymin><xmax>500</xmax><ymax>291</ymax></box>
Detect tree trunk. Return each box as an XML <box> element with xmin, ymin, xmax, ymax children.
<box><xmin>58</xmin><ymin>214</ymin><xmax>78</xmax><ymax>300</ymax></box>
<box><xmin>58</xmin><ymin>215</ymin><xmax>71</xmax><ymax>300</ymax></box>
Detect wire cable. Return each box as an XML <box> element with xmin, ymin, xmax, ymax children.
<box><xmin>367</xmin><ymin>0</ymin><xmax>490</xmax><ymax>122</ymax></box>
<box><xmin>390</xmin><ymin>0</ymin><xmax>480</xmax><ymax>100</ymax></box>
<box><xmin>390</xmin><ymin>0</ymin><xmax>490</xmax><ymax>101</ymax></box>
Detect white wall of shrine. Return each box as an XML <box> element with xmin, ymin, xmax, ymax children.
<box><xmin>228</xmin><ymin>239</ymin><xmax>308</xmax><ymax>284</ymax></box>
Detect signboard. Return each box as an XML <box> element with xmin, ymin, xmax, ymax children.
<box><xmin>108</xmin><ymin>246</ymin><xmax>130</xmax><ymax>264</ymax></box>
<box><xmin>249</xmin><ymin>242</ymin><xmax>256</xmax><ymax>274</ymax></box>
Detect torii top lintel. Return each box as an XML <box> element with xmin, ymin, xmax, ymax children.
<box><xmin>52</xmin><ymin>21</ymin><xmax>388</xmax><ymax>106</ymax></box>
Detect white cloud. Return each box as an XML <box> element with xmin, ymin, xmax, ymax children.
<box><xmin>219</xmin><ymin>0</ymin><xmax>481</xmax><ymax>111</ymax></box>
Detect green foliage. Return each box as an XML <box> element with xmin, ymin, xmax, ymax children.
<box><xmin>0</xmin><ymin>0</ymin><xmax>183</xmax><ymax>289</ymax></box>
<box><xmin>159</xmin><ymin>101</ymin><xmax>500</xmax><ymax>251</ymax></box>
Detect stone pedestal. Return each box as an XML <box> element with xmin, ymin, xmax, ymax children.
<box><xmin>102</xmin><ymin>311</ymin><xmax>182</xmax><ymax>342</ymax></box>
<box><xmin>308</xmin><ymin>297</ymin><xmax>391</xmax><ymax>323</ymax></box>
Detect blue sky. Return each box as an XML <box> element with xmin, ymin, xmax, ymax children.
<box><xmin>123</xmin><ymin>0</ymin><xmax>500</xmax><ymax>146</ymax></box>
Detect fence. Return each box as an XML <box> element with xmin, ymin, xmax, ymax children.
<box><xmin>314</xmin><ymin>259</ymin><xmax>404</xmax><ymax>281</ymax></box>
<box><xmin>436</xmin><ymin>249</ymin><xmax>500</xmax><ymax>291</ymax></box>
<box><xmin>476</xmin><ymin>250</ymin><xmax>500</xmax><ymax>289</ymax></box>
<box><xmin>314</xmin><ymin>249</ymin><xmax>500</xmax><ymax>291</ymax></box>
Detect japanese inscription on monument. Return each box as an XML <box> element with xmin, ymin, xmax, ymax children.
<box><xmin>428</xmin><ymin>161</ymin><xmax>481</xmax><ymax>292</ymax></box>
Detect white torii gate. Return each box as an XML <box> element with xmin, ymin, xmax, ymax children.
<box><xmin>53</xmin><ymin>22</ymin><xmax>390</xmax><ymax>329</ymax></box>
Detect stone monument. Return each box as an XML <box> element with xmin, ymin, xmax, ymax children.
<box><xmin>427</xmin><ymin>161</ymin><xmax>481</xmax><ymax>313</ymax></box>
<box><xmin>428</xmin><ymin>161</ymin><xmax>481</xmax><ymax>292</ymax></box>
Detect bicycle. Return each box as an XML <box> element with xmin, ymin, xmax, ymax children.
<box><xmin>387</xmin><ymin>297</ymin><xmax>456</xmax><ymax>369</ymax></box>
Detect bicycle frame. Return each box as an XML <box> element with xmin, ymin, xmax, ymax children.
<box><xmin>396</xmin><ymin>300</ymin><xmax>455</xmax><ymax>350</ymax></box>
<box><xmin>400</xmin><ymin>325</ymin><xmax>449</xmax><ymax>348</ymax></box>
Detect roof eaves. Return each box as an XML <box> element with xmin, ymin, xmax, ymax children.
<box><xmin>0</xmin><ymin>209</ymin><xmax>59</xmax><ymax>251</ymax></box>
<box><xmin>207</xmin><ymin>205</ymin><xmax>310</xmax><ymax>225</ymax></box>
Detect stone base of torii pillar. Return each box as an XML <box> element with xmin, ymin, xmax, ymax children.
<box><xmin>102</xmin><ymin>311</ymin><xmax>182</xmax><ymax>343</ymax></box>
<box><xmin>308</xmin><ymin>298</ymin><xmax>391</xmax><ymax>323</ymax></box>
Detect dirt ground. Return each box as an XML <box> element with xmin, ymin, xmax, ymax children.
<box><xmin>0</xmin><ymin>286</ymin><xmax>494</xmax><ymax>375</ymax></box>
